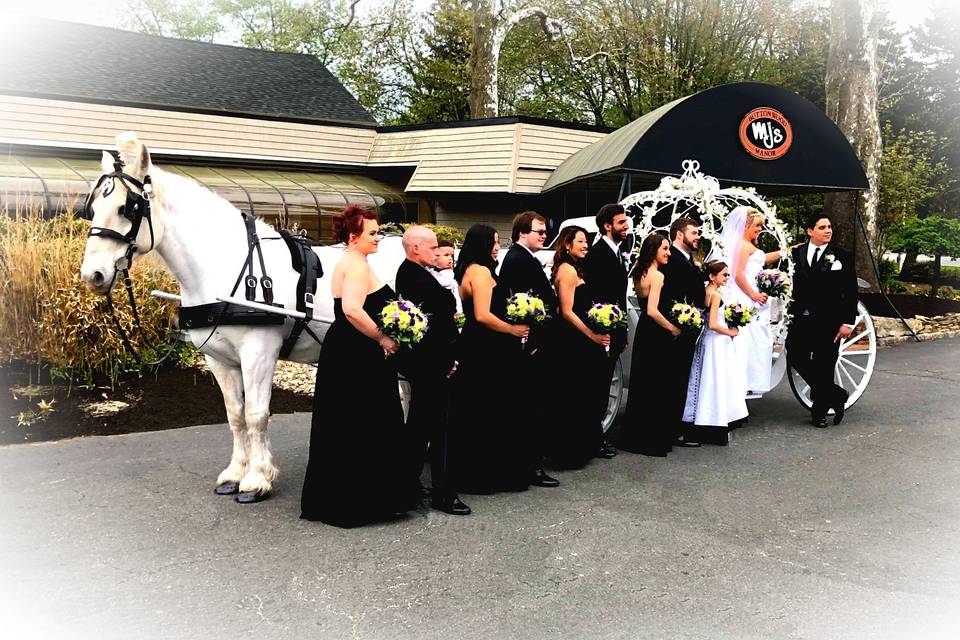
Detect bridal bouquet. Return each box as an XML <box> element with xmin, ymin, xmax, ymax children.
<box><xmin>756</xmin><ymin>269</ymin><xmax>791</xmax><ymax>298</ymax></box>
<box><xmin>724</xmin><ymin>303</ymin><xmax>759</xmax><ymax>329</ymax></box>
<box><xmin>505</xmin><ymin>291</ymin><xmax>547</xmax><ymax>345</ymax></box>
<box><xmin>586</xmin><ymin>303</ymin><xmax>627</xmax><ymax>353</ymax></box>
<box><xmin>670</xmin><ymin>302</ymin><xmax>704</xmax><ymax>334</ymax></box>
<box><xmin>379</xmin><ymin>298</ymin><xmax>429</xmax><ymax>346</ymax></box>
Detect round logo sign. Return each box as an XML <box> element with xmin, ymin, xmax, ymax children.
<box><xmin>739</xmin><ymin>107</ymin><xmax>793</xmax><ymax>160</ymax></box>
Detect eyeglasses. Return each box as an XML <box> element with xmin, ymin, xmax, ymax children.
<box><xmin>530</xmin><ymin>229</ymin><xmax>547</xmax><ymax>236</ymax></box>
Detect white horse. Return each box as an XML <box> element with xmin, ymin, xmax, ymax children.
<box><xmin>80</xmin><ymin>132</ymin><xmax>406</xmax><ymax>501</ymax></box>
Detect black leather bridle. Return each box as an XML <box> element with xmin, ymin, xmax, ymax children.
<box><xmin>82</xmin><ymin>151</ymin><xmax>165</xmax><ymax>364</ymax></box>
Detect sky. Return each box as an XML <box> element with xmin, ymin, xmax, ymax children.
<box><xmin>0</xmin><ymin>0</ymin><xmax>942</xmax><ymax>34</ymax></box>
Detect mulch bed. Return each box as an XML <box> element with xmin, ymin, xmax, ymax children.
<box><xmin>861</xmin><ymin>293</ymin><xmax>960</xmax><ymax>319</ymax></box>
<box><xmin>0</xmin><ymin>363</ymin><xmax>313</xmax><ymax>446</ymax></box>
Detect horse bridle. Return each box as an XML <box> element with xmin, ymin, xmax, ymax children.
<box><xmin>82</xmin><ymin>151</ymin><xmax>168</xmax><ymax>364</ymax></box>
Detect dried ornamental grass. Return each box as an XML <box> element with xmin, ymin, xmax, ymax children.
<box><xmin>0</xmin><ymin>210</ymin><xmax>180</xmax><ymax>384</ymax></box>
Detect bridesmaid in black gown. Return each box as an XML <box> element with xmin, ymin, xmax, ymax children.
<box><xmin>451</xmin><ymin>225</ymin><xmax>530</xmax><ymax>493</ymax></box>
<box><xmin>301</xmin><ymin>205</ymin><xmax>420</xmax><ymax>527</ymax></box>
<box><xmin>548</xmin><ymin>226</ymin><xmax>612</xmax><ymax>468</ymax></box>
<box><xmin>619</xmin><ymin>234</ymin><xmax>683</xmax><ymax>457</ymax></box>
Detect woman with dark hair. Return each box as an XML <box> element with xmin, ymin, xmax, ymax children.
<box><xmin>301</xmin><ymin>204</ymin><xmax>420</xmax><ymax>527</ymax></box>
<box><xmin>452</xmin><ymin>224</ymin><xmax>530</xmax><ymax>493</ymax></box>
<box><xmin>546</xmin><ymin>226</ymin><xmax>612</xmax><ymax>468</ymax></box>
<box><xmin>618</xmin><ymin>233</ymin><xmax>683</xmax><ymax>456</ymax></box>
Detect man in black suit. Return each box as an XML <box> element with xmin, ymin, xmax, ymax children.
<box><xmin>395</xmin><ymin>226</ymin><xmax>470</xmax><ymax>515</ymax></box>
<box><xmin>659</xmin><ymin>217</ymin><xmax>706</xmax><ymax>448</ymax></box>
<box><xmin>582</xmin><ymin>203</ymin><xmax>630</xmax><ymax>459</ymax></box>
<box><xmin>498</xmin><ymin>211</ymin><xmax>561</xmax><ymax>487</ymax></box>
<box><xmin>786</xmin><ymin>214</ymin><xmax>858</xmax><ymax>428</ymax></box>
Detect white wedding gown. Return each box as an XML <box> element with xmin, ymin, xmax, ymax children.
<box><xmin>727</xmin><ymin>249</ymin><xmax>772</xmax><ymax>394</ymax></box>
<box><xmin>683</xmin><ymin>298</ymin><xmax>749</xmax><ymax>427</ymax></box>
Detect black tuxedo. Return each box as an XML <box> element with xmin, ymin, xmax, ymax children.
<box><xmin>498</xmin><ymin>243</ymin><xmax>557</xmax><ymax>468</ymax></box>
<box><xmin>395</xmin><ymin>259</ymin><xmax>459</xmax><ymax>498</ymax></box>
<box><xmin>786</xmin><ymin>243</ymin><xmax>858</xmax><ymax>417</ymax></box>
<box><xmin>582</xmin><ymin>237</ymin><xmax>628</xmax><ymax>351</ymax></box>
<box><xmin>582</xmin><ymin>236</ymin><xmax>629</xmax><ymax>442</ymax></box>
<box><xmin>659</xmin><ymin>246</ymin><xmax>705</xmax><ymax>435</ymax></box>
<box><xmin>498</xmin><ymin>243</ymin><xmax>558</xmax><ymax>353</ymax></box>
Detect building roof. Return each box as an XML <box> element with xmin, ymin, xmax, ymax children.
<box><xmin>0</xmin><ymin>16</ymin><xmax>377</xmax><ymax>127</ymax></box>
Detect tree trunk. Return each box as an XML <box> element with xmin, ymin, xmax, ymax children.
<box><xmin>931</xmin><ymin>254</ymin><xmax>942</xmax><ymax>297</ymax></box>
<box><xmin>824</xmin><ymin>0</ymin><xmax>882</xmax><ymax>290</ymax></box>
<box><xmin>468</xmin><ymin>0</ymin><xmax>500</xmax><ymax>119</ymax></box>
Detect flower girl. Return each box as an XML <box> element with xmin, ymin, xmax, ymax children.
<box><xmin>683</xmin><ymin>261</ymin><xmax>749</xmax><ymax>439</ymax></box>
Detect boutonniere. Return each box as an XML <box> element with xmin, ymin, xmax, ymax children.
<box><xmin>824</xmin><ymin>254</ymin><xmax>835</xmax><ymax>265</ymax></box>
<box><xmin>824</xmin><ymin>254</ymin><xmax>843</xmax><ymax>270</ymax></box>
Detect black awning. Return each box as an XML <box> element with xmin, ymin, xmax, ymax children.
<box><xmin>543</xmin><ymin>82</ymin><xmax>869</xmax><ymax>195</ymax></box>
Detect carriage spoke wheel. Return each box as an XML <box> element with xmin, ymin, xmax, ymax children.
<box><xmin>602</xmin><ymin>358</ymin><xmax>624</xmax><ymax>434</ymax></box>
<box><xmin>786</xmin><ymin>301</ymin><xmax>877</xmax><ymax>412</ymax></box>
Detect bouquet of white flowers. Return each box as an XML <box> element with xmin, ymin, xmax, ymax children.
<box><xmin>379</xmin><ymin>298</ymin><xmax>428</xmax><ymax>346</ymax></box>
<box><xmin>505</xmin><ymin>291</ymin><xmax>547</xmax><ymax>346</ymax></box>
<box><xmin>586</xmin><ymin>303</ymin><xmax>627</xmax><ymax>353</ymax></box>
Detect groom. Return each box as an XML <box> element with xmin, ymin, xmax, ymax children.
<box><xmin>786</xmin><ymin>214</ymin><xmax>858</xmax><ymax>428</ymax></box>
<box><xmin>660</xmin><ymin>217</ymin><xmax>706</xmax><ymax>448</ymax></box>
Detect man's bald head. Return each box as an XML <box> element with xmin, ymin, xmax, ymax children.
<box><xmin>402</xmin><ymin>225</ymin><xmax>439</xmax><ymax>266</ymax></box>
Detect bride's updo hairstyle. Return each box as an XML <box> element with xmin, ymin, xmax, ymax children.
<box><xmin>745</xmin><ymin>207</ymin><xmax>765</xmax><ymax>226</ymax></box>
<box><xmin>332</xmin><ymin>204</ymin><xmax>378</xmax><ymax>244</ymax></box>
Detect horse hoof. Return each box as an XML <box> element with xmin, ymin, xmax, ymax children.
<box><xmin>214</xmin><ymin>482</ymin><xmax>239</xmax><ymax>495</ymax></box>
<box><xmin>235</xmin><ymin>490</ymin><xmax>268</xmax><ymax>504</ymax></box>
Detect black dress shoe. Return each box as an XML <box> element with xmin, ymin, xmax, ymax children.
<box><xmin>530</xmin><ymin>468</ymin><xmax>560</xmax><ymax>487</ymax></box>
<box><xmin>433</xmin><ymin>495</ymin><xmax>471</xmax><ymax>515</ymax></box>
<box><xmin>833</xmin><ymin>389</ymin><xmax>850</xmax><ymax>425</ymax></box>
<box><xmin>812</xmin><ymin>414</ymin><xmax>829</xmax><ymax>428</ymax></box>
<box><xmin>597</xmin><ymin>442</ymin><xmax>618</xmax><ymax>459</ymax></box>
<box><xmin>675</xmin><ymin>438</ymin><xmax>701</xmax><ymax>448</ymax></box>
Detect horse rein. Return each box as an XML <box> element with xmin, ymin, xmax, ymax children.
<box><xmin>82</xmin><ymin>152</ymin><xmax>173</xmax><ymax>365</ymax></box>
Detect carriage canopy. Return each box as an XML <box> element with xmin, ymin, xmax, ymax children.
<box><xmin>541</xmin><ymin>82</ymin><xmax>869</xmax><ymax>196</ymax></box>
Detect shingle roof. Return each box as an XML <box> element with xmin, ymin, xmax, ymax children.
<box><xmin>0</xmin><ymin>17</ymin><xmax>377</xmax><ymax>127</ymax></box>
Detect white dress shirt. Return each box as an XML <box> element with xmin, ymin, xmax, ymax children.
<box><xmin>806</xmin><ymin>241</ymin><xmax>828</xmax><ymax>267</ymax></box>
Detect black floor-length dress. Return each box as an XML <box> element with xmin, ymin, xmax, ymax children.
<box><xmin>451</xmin><ymin>280</ymin><xmax>530</xmax><ymax>493</ymax></box>
<box><xmin>547</xmin><ymin>283</ymin><xmax>608</xmax><ymax>468</ymax></box>
<box><xmin>300</xmin><ymin>285</ymin><xmax>420</xmax><ymax>527</ymax></box>
<box><xmin>618</xmin><ymin>298</ymin><xmax>676</xmax><ymax>456</ymax></box>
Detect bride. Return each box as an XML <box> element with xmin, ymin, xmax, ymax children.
<box><xmin>710</xmin><ymin>206</ymin><xmax>788</xmax><ymax>396</ymax></box>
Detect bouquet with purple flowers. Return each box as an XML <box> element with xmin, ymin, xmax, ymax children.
<box><xmin>505</xmin><ymin>291</ymin><xmax>547</xmax><ymax>345</ymax></box>
<box><xmin>724</xmin><ymin>303</ymin><xmax>759</xmax><ymax>329</ymax></box>
<box><xmin>586</xmin><ymin>303</ymin><xmax>627</xmax><ymax>353</ymax></box>
<box><xmin>379</xmin><ymin>298</ymin><xmax>428</xmax><ymax>346</ymax></box>
<box><xmin>756</xmin><ymin>269</ymin><xmax>791</xmax><ymax>298</ymax></box>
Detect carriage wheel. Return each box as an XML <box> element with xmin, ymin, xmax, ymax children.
<box><xmin>602</xmin><ymin>358</ymin><xmax>624</xmax><ymax>434</ymax></box>
<box><xmin>786</xmin><ymin>301</ymin><xmax>877</xmax><ymax>411</ymax></box>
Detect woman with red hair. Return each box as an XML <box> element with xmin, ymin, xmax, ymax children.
<box><xmin>300</xmin><ymin>204</ymin><xmax>420</xmax><ymax>527</ymax></box>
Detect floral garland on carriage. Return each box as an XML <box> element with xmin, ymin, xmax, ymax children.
<box><xmin>623</xmin><ymin>160</ymin><xmax>796</xmax><ymax>344</ymax></box>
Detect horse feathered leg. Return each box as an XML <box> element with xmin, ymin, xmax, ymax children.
<box><xmin>206</xmin><ymin>355</ymin><xmax>249</xmax><ymax>495</ymax></box>
<box><xmin>235</xmin><ymin>341</ymin><xmax>281</xmax><ymax>503</ymax></box>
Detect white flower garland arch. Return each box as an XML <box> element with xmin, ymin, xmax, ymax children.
<box><xmin>619</xmin><ymin>160</ymin><xmax>796</xmax><ymax>343</ymax></box>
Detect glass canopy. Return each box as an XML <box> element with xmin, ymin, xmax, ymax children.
<box><xmin>0</xmin><ymin>155</ymin><xmax>416</xmax><ymax>241</ymax></box>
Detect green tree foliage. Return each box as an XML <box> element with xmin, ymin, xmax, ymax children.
<box><xmin>123</xmin><ymin>0</ymin><xmax>223</xmax><ymax>40</ymax></box>
<box><xmin>877</xmin><ymin>124</ymin><xmax>952</xmax><ymax>255</ymax></box>
<box><xmin>887</xmin><ymin>216</ymin><xmax>960</xmax><ymax>294</ymax></box>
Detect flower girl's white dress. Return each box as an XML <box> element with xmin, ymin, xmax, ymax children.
<box><xmin>683</xmin><ymin>297</ymin><xmax>749</xmax><ymax>427</ymax></box>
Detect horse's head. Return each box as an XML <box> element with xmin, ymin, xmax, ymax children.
<box><xmin>80</xmin><ymin>132</ymin><xmax>165</xmax><ymax>294</ymax></box>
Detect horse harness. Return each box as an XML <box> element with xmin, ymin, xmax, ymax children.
<box><xmin>84</xmin><ymin>153</ymin><xmax>324</xmax><ymax>362</ymax></box>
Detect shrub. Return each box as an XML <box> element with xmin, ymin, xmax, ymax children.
<box><xmin>882</xmin><ymin>278</ymin><xmax>908</xmax><ymax>294</ymax></box>
<box><xmin>0</xmin><ymin>210</ymin><xmax>180</xmax><ymax>385</ymax></box>
<box><xmin>878</xmin><ymin>257</ymin><xmax>900</xmax><ymax>278</ymax></box>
